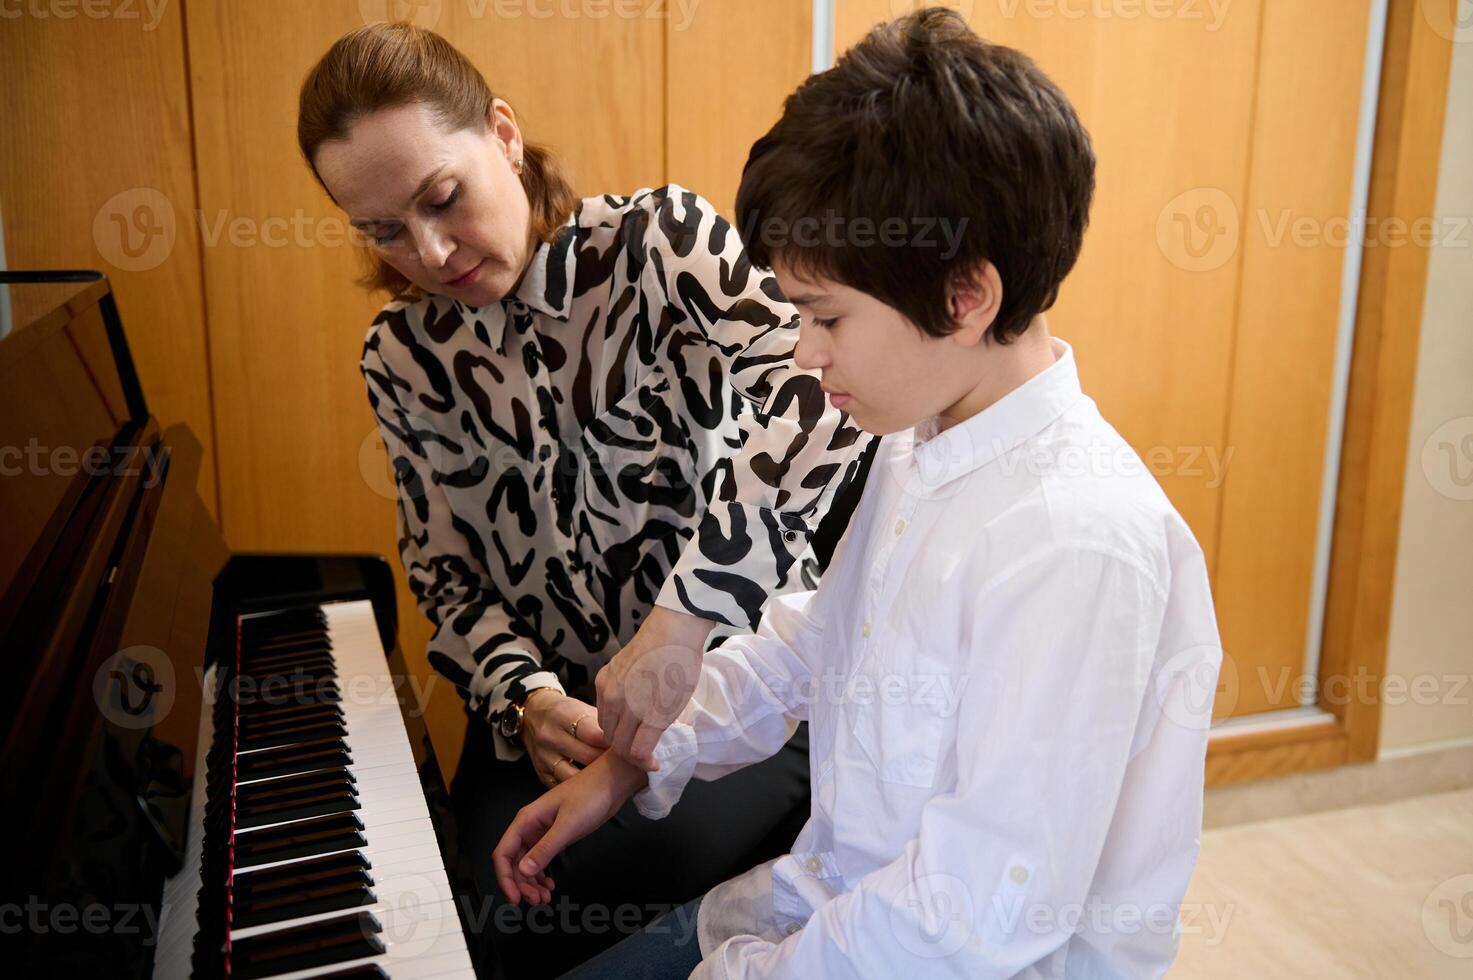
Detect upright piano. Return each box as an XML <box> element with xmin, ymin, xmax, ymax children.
<box><xmin>0</xmin><ymin>271</ymin><xmax>478</xmax><ymax>979</ymax></box>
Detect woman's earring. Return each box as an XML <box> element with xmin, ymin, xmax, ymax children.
<box><xmin>513</xmin><ymin>158</ymin><xmax>525</xmax><ymax>176</ymax></box>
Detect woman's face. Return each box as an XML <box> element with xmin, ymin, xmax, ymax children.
<box><xmin>314</xmin><ymin>99</ymin><xmax>534</xmax><ymax>306</ymax></box>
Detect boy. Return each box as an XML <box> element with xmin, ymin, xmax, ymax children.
<box><xmin>493</xmin><ymin>8</ymin><xmax>1222</xmax><ymax>978</ymax></box>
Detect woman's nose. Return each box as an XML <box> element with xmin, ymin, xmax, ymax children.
<box><xmin>414</xmin><ymin>223</ymin><xmax>453</xmax><ymax>270</ymax></box>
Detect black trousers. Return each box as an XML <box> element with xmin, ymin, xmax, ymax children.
<box><xmin>450</xmin><ymin>709</ymin><xmax>811</xmax><ymax>979</ymax></box>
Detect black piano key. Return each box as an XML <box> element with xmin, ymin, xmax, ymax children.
<box><xmin>233</xmin><ymin>851</ymin><xmax>371</xmax><ymax>898</ymax></box>
<box><xmin>236</xmin><ymin>789</ymin><xmax>360</xmax><ymax>830</ymax></box>
<box><xmin>229</xmin><ymin>910</ymin><xmax>385</xmax><ymax>980</ymax></box>
<box><xmin>238</xmin><ymin>707</ymin><xmax>345</xmax><ymax>739</ymax></box>
<box><xmin>305</xmin><ymin>966</ymin><xmax>389</xmax><ymax>980</ymax></box>
<box><xmin>236</xmin><ymin>739</ymin><xmax>352</xmax><ymax>782</ymax></box>
<box><xmin>237</xmin><ymin>767</ymin><xmax>354</xmax><ymax>804</ymax></box>
<box><xmin>232</xmin><ymin>878</ymin><xmax>374</xmax><ymax>929</ymax></box>
<box><xmin>235</xmin><ymin>811</ymin><xmax>366</xmax><ymax>869</ymax></box>
<box><xmin>239</xmin><ymin>720</ymin><xmax>348</xmax><ymax>753</ymax></box>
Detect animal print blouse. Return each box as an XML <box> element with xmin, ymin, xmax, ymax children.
<box><xmin>360</xmin><ymin>184</ymin><xmax>871</xmax><ymax>759</ymax></box>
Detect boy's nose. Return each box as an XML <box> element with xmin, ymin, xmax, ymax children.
<box><xmin>793</xmin><ymin>323</ymin><xmax>829</xmax><ymax>372</ymax></box>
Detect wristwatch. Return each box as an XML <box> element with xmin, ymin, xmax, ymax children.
<box><xmin>498</xmin><ymin>685</ymin><xmax>558</xmax><ymax>741</ymax></box>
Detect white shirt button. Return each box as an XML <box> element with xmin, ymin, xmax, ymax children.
<box><xmin>861</xmin><ymin>622</ymin><xmax>872</xmax><ymax>638</ymax></box>
<box><xmin>1009</xmin><ymin>865</ymin><xmax>1029</xmax><ymax>885</ymax></box>
<box><xmin>785</xmin><ymin>923</ymin><xmax>800</xmax><ymax>936</ymax></box>
<box><xmin>805</xmin><ymin>857</ymin><xmax>822</xmax><ymax>874</ymax></box>
<box><xmin>894</xmin><ymin>519</ymin><xmax>906</xmax><ymax>536</ymax></box>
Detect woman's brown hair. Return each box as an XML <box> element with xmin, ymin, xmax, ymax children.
<box><xmin>297</xmin><ymin>22</ymin><xmax>578</xmax><ymax>297</ymax></box>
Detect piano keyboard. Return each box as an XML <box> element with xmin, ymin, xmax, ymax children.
<box><xmin>152</xmin><ymin>600</ymin><xmax>475</xmax><ymax>979</ymax></box>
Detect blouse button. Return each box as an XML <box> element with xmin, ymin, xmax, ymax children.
<box><xmin>783</xmin><ymin>530</ymin><xmax>797</xmax><ymax>543</ymax></box>
<box><xmin>551</xmin><ymin>489</ymin><xmax>563</xmax><ymax>504</ymax></box>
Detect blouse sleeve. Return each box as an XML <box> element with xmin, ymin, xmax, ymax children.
<box><xmin>644</xmin><ymin>186</ymin><xmax>875</xmax><ymax>631</ymax></box>
<box><xmin>361</xmin><ymin>324</ymin><xmax>562</xmax><ymax>761</ymax></box>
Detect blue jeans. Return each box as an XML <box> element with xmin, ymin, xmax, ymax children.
<box><xmin>558</xmin><ymin>897</ymin><xmax>705</xmax><ymax>980</ymax></box>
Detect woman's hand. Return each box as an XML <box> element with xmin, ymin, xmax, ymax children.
<box><xmin>493</xmin><ymin>751</ymin><xmax>649</xmax><ymax>904</ymax></box>
<box><xmin>521</xmin><ymin>689</ymin><xmax>607</xmax><ymax>789</ymax></box>
<box><xmin>595</xmin><ymin>606</ymin><xmax>714</xmax><ymax>771</ymax></box>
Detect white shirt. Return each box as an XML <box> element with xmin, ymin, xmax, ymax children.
<box><xmin>634</xmin><ymin>337</ymin><xmax>1223</xmax><ymax>979</ymax></box>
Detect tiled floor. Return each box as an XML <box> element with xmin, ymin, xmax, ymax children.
<box><xmin>1172</xmin><ymin>789</ymin><xmax>1473</xmax><ymax>978</ymax></box>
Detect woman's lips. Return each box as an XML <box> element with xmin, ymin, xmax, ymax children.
<box><xmin>445</xmin><ymin>259</ymin><xmax>484</xmax><ymax>288</ymax></box>
<box><xmin>826</xmin><ymin>390</ymin><xmax>851</xmax><ymax>409</ymax></box>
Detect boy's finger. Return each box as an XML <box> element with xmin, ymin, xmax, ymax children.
<box><xmin>520</xmin><ymin>812</ymin><xmax>577</xmax><ymax>876</ymax></box>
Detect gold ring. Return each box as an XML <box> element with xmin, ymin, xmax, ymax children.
<box><xmin>570</xmin><ymin>713</ymin><xmax>592</xmax><ymax>740</ymax></box>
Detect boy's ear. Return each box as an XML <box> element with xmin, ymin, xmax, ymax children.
<box><xmin>947</xmin><ymin>261</ymin><xmax>1002</xmax><ymax>348</ymax></box>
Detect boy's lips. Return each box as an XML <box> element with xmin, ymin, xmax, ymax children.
<box><xmin>822</xmin><ymin>385</ymin><xmax>851</xmax><ymax>408</ymax></box>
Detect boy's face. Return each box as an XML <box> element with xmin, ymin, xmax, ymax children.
<box><xmin>772</xmin><ymin>262</ymin><xmax>993</xmax><ymax>436</ymax></box>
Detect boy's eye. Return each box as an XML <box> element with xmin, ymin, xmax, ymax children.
<box><xmin>371</xmin><ymin>226</ymin><xmax>400</xmax><ymax>246</ymax></box>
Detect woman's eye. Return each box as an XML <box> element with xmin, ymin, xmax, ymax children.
<box><xmin>811</xmin><ymin>316</ymin><xmax>838</xmax><ymax>330</ymax></box>
<box><xmin>431</xmin><ymin>187</ymin><xmax>460</xmax><ymax>212</ymax></box>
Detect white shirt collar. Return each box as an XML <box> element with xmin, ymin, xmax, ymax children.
<box><xmin>904</xmin><ymin>336</ymin><xmax>1083</xmax><ymax>496</ymax></box>
<box><xmin>451</xmin><ymin>216</ymin><xmax>579</xmax><ymax>351</ymax></box>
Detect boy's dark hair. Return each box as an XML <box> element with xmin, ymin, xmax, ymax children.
<box><xmin>735</xmin><ymin>7</ymin><xmax>1095</xmax><ymax>344</ymax></box>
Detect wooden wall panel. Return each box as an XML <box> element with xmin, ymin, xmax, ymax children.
<box><xmin>185</xmin><ymin>0</ymin><xmax>665</xmax><ymax>777</ymax></box>
<box><xmin>1214</xmin><ymin>1</ymin><xmax>1374</xmax><ymax>715</ymax></box>
<box><xmin>0</xmin><ymin>3</ymin><xmax>218</xmax><ymax>520</ymax></box>
<box><xmin>666</xmin><ymin>0</ymin><xmax>812</xmax><ymax>218</ymax></box>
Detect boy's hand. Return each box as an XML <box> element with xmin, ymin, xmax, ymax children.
<box><xmin>492</xmin><ymin>751</ymin><xmax>649</xmax><ymax>904</ymax></box>
<box><xmin>595</xmin><ymin>606</ymin><xmax>711</xmax><ymax>770</ymax></box>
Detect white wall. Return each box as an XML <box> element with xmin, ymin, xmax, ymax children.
<box><xmin>1380</xmin><ymin>31</ymin><xmax>1473</xmax><ymax>755</ymax></box>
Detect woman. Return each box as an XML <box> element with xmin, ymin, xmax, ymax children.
<box><xmin>296</xmin><ymin>23</ymin><xmax>870</xmax><ymax>979</ymax></box>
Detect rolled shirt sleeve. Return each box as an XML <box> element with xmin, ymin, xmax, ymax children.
<box><xmin>646</xmin><ymin>187</ymin><xmax>873</xmax><ymax>631</ymax></box>
<box><xmin>362</xmin><ymin>338</ymin><xmax>562</xmax><ymax>761</ymax></box>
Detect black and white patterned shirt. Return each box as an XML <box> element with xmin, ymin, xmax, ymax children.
<box><xmin>361</xmin><ymin>184</ymin><xmax>872</xmax><ymax>759</ymax></box>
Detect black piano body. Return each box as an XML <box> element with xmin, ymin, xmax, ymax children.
<box><xmin>0</xmin><ymin>271</ymin><xmax>476</xmax><ymax>978</ymax></box>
